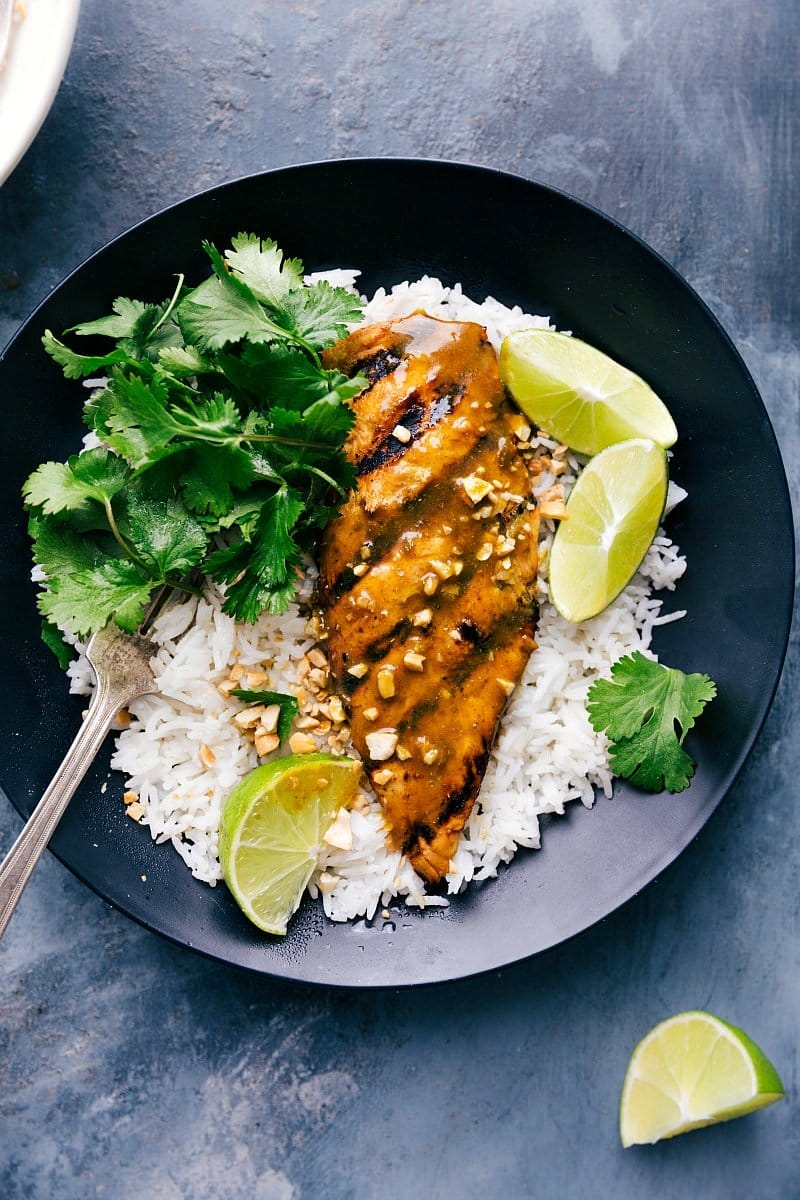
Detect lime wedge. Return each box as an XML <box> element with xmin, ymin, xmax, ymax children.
<box><xmin>499</xmin><ymin>329</ymin><xmax>678</xmax><ymax>455</ymax></box>
<box><xmin>548</xmin><ymin>438</ymin><xmax>667</xmax><ymax>623</ymax></box>
<box><xmin>620</xmin><ymin>1011</ymin><xmax>784</xmax><ymax>1147</ymax></box>
<box><xmin>219</xmin><ymin>753</ymin><xmax>362</xmax><ymax>935</ymax></box>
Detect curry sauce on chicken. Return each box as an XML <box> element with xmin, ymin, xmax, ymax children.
<box><xmin>317</xmin><ymin>312</ymin><xmax>540</xmax><ymax>883</ymax></box>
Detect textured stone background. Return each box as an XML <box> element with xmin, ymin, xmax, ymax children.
<box><xmin>0</xmin><ymin>2</ymin><xmax>797</xmax><ymax>1197</ymax></box>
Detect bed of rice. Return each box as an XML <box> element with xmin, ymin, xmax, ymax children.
<box><xmin>66</xmin><ymin>275</ymin><xmax>687</xmax><ymax>923</ymax></box>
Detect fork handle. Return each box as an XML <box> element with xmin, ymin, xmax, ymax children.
<box><xmin>0</xmin><ymin>677</ymin><xmax>129</xmax><ymax>939</ymax></box>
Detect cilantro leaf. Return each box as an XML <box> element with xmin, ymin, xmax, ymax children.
<box><xmin>179</xmin><ymin>443</ymin><xmax>254</xmax><ymax>518</ymax></box>
<box><xmin>28</xmin><ymin>514</ymin><xmax>113</xmax><ymax>578</ymax></box>
<box><xmin>39</xmin><ymin>558</ymin><xmax>155</xmax><ymax>636</ymax></box>
<box><xmin>270</xmin><ymin>281</ymin><xmax>364</xmax><ymax>350</ymax></box>
<box><xmin>118</xmin><ymin>493</ymin><xmax>207</xmax><ymax>576</ymax></box>
<box><xmin>42</xmin><ymin>330</ymin><xmax>130</xmax><ymax>379</ymax></box>
<box><xmin>29</xmin><ymin>232</ymin><xmax>365</xmax><ymax>647</ymax></box>
<box><xmin>122</xmin><ymin>304</ymin><xmax>184</xmax><ymax>361</ymax></box>
<box><xmin>230</xmin><ymin>689</ymin><xmax>299</xmax><ymax>742</ymax></box>
<box><xmin>157</xmin><ymin>344</ymin><xmax>214</xmax><ymax>376</ymax></box>
<box><xmin>177</xmin><ymin>241</ymin><xmax>284</xmax><ymax>350</ymax></box>
<box><xmin>224</xmin><ymin>233</ymin><xmax>304</xmax><ymax>306</ymax></box>
<box><xmin>87</xmin><ymin>371</ymin><xmax>177</xmax><ymax>466</ymax></box>
<box><xmin>69</xmin><ymin>297</ymin><xmax>149</xmax><ymax>339</ymax></box>
<box><xmin>41</xmin><ymin>620</ymin><xmax>74</xmax><ymax>669</ymax></box>
<box><xmin>208</xmin><ymin>488</ymin><xmax>304</xmax><ymax>621</ymax></box>
<box><xmin>23</xmin><ymin>449</ymin><xmax>130</xmax><ymax>516</ymax></box>
<box><xmin>586</xmin><ymin>652</ymin><xmax>717</xmax><ymax>793</ymax></box>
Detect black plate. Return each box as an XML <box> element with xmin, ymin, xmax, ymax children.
<box><xmin>0</xmin><ymin>159</ymin><xmax>793</xmax><ymax>986</ymax></box>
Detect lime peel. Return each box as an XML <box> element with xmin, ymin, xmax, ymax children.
<box><xmin>548</xmin><ymin>437</ymin><xmax>668</xmax><ymax>624</ymax></box>
<box><xmin>219</xmin><ymin>753</ymin><xmax>362</xmax><ymax>935</ymax></box>
<box><xmin>499</xmin><ymin>328</ymin><xmax>678</xmax><ymax>455</ymax></box>
<box><xmin>620</xmin><ymin>1010</ymin><xmax>785</xmax><ymax>1147</ymax></box>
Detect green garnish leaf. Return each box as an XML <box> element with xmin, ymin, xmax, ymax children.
<box><xmin>26</xmin><ymin>233</ymin><xmax>365</xmax><ymax>649</ymax></box>
<box><xmin>586</xmin><ymin>651</ymin><xmax>717</xmax><ymax>793</ymax></box>
<box><xmin>118</xmin><ymin>493</ymin><xmax>207</xmax><ymax>577</ymax></box>
<box><xmin>23</xmin><ymin>448</ymin><xmax>130</xmax><ymax>516</ymax></box>
<box><xmin>41</xmin><ymin>620</ymin><xmax>75</xmax><ymax>669</ymax></box>
<box><xmin>274</xmin><ymin>280</ymin><xmax>364</xmax><ymax>349</ymax></box>
<box><xmin>224</xmin><ymin>233</ymin><xmax>304</xmax><ymax>306</ymax></box>
<box><xmin>39</xmin><ymin>558</ymin><xmax>155</xmax><ymax>637</ymax></box>
<box><xmin>42</xmin><ymin>330</ymin><xmax>130</xmax><ymax>379</ymax></box>
<box><xmin>230</xmin><ymin>689</ymin><xmax>299</xmax><ymax>742</ymax></box>
<box><xmin>210</xmin><ymin>487</ymin><xmax>305</xmax><ymax>622</ymax></box>
<box><xmin>69</xmin><ymin>296</ymin><xmax>149</xmax><ymax>339</ymax></box>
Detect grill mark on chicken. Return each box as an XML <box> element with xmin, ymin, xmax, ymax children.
<box><xmin>318</xmin><ymin>311</ymin><xmax>539</xmax><ymax>883</ymax></box>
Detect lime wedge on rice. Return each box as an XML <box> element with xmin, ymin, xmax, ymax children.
<box><xmin>548</xmin><ymin>438</ymin><xmax>667</xmax><ymax>623</ymax></box>
<box><xmin>620</xmin><ymin>1011</ymin><xmax>784</xmax><ymax>1147</ymax></box>
<box><xmin>219</xmin><ymin>753</ymin><xmax>362</xmax><ymax>935</ymax></box>
<box><xmin>499</xmin><ymin>328</ymin><xmax>678</xmax><ymax>456</ymax></box>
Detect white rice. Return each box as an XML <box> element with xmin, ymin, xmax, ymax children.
<box><xmin>65</xmin><ymin>275</ymin><xmax>687</xmax><ymax>922</ymax></box>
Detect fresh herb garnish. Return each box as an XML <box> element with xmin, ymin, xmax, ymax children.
<box><xmin>230</xmin><ymin>689</ymin><xmax>299</xmax><ymax>743</ymax></box>
<box><xmin>586</xmin><ymin>651</ymin><xmax>717</xmax><ymax>793</ymax></box>
<box><xmin>24</xmin><ymin>234</ymin><xmax>365</xmax><ymax>657</ymax></box>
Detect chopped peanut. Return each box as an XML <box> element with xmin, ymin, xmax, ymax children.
<box><xmin>288</xmin><ymin>732</ymin><xmax>317</xmax><ymax>754</ymax></box>
<box><xmin>497</xmin><ymin>677</ymin><xmax>515</xmax><ymax>697</ymax></box>
<box><xmin>323</xmin><ymin>807</ymin><xmax>353</xmax><ymax>851</ymax></box>
<box><xmin>476</xmin><ymin>543</ymin><xmax>493</xmax><ymax>562</ymax></box>
<box><xmin>538</xmin><ymin>498</ymin><xmax>569</xmax><ymax>520</ymax></box>
<box><xmin>365</xmin><ymin>729</ymin><xmax>398</xmax><ymax>761</ymax></box>
<box><xmin>295</xmin><ymin>714</ymin><xmax>320</xmax><ymax>730</ymax></box>
<box><xmin>460</xmin><ymin>474</ymin><xmax>494</xmax><ymax>504</ymax></box>
<box><xmin>123</xmin><ymin>791</ymin><xmax>138</xmax><ymax>806</ymax></box>
<box><xmin>317</xmin><ymin>872</ymin><xmax>340</xmax><ymax>894</ymax></box>
<box><xmin>392</xmin><ymin>424</ymin><xmax>412</xmax><ymax>443</ymax></box>
<box><xmin>307</xmin><ymin>648</ymin><xmax>328</xmax><ymax>669</ymax></box>
<box><xmin>403</xmin><ymin>651</ymin><xmax>425</xmax><ymax>672</ymax></box>
<box><xmin>372</xmin><ymin>767</ymin><xmax>394</xmax><ymax>786</ymax></box>
<box><xmin>347</xmin><ymin>662</ymin><xmax>369</xmax><ymax>679</ymax></box>
<box><xmin>362</xmin><ymin>706</ymin><xmax>379</xmax><ymax>721</ymax></box>
<box><xmin>233</xmin><ymin>706</ymin><xmax>265</xmax><ymax>730</ymax></box>
<box><xmin>413</xmin><ymin>608</ymin><xmax>433</xmax><ymax>627</ymax></box>
<box><xmin>422</xmin><ymin>572</ymin><xmax>439</xmax><ymax>596</ymax></box>
<box><xmin>377</xmin><ymin>665</ymin><xmax>396</xmax><ymax>699</ymax></box>
<box><xmin>422</xmin><ymin>747</ymin><xmax>439</xmax><ymax>765</ymax></box>
<box><xmin>261</xmin><ymin>704</ymin><xmax>281</xmax><ymax>734</ymax></box>
<box><xmin>199</xmin><ymin>744</ymin><xmax>217</xmax><ymax>769</ymax></box>
<box><xmin>537</xmin><ymin>483</ymin><xmax>565</xmax><ymax>504</ymax></box>
<box><xmin>255</xmin><ymin>731</ymin><xmax>280</xmax><ymax>756</ymax></box>
<box><xmin>352</xmin><ymin>562</ymin><xmax>368</xmax><ymax>577</ymax></box>
<box><xmin>328</xmin><ymin>696</ymin><xmax>346</xmax><ymax>724</ymax></box>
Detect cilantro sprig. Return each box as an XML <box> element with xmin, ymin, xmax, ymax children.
<box><xmin>25</xmin><ymin>234</ymin><xmax>365</xmax><ymax>660</ymax></box>
<box><xmin>586</xmin><ymin>651</ymin><xmax>717</xmax><ymax>793</ymax></box>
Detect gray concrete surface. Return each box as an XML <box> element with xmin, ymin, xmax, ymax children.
<box><xmin>0</xmin><ymin>2</ymin><xmax>797</xmax><ymax>1197</ymax></box>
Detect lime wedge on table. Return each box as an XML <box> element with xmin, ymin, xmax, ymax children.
<box><xmin>219</xmin><ymin>753</ymin><xmax>362</xmax><ymax>935</ymax></box>
<box><xmin>499</xmin><ymin>329</ymin><xmax>678</xmax><ymax>455</ymax></box>
<box><xmin>548</xmin><ymin>438</ymin><xmax>667</xmax><ymax>623</ymax></box>
<box><xmin>620</xmin><ymin>1011</ymin><xmax>784</xmax><ymax>1147</ymax></box>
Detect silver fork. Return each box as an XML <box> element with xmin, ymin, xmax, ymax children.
<box><xmin>0</xmin><ymin>623</ymin><xmax>158</xmax><ymax>938</ymax></box>
<box><xmin>0</xmin><ymin>0</ymin><xmax>13</xmax><ymax>71</ymax></box>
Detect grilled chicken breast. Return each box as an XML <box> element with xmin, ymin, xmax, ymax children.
<box><xmin>318</xmin><ymin>313</ymin><xmax>539</xmax><ymax>883</ymax></box>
